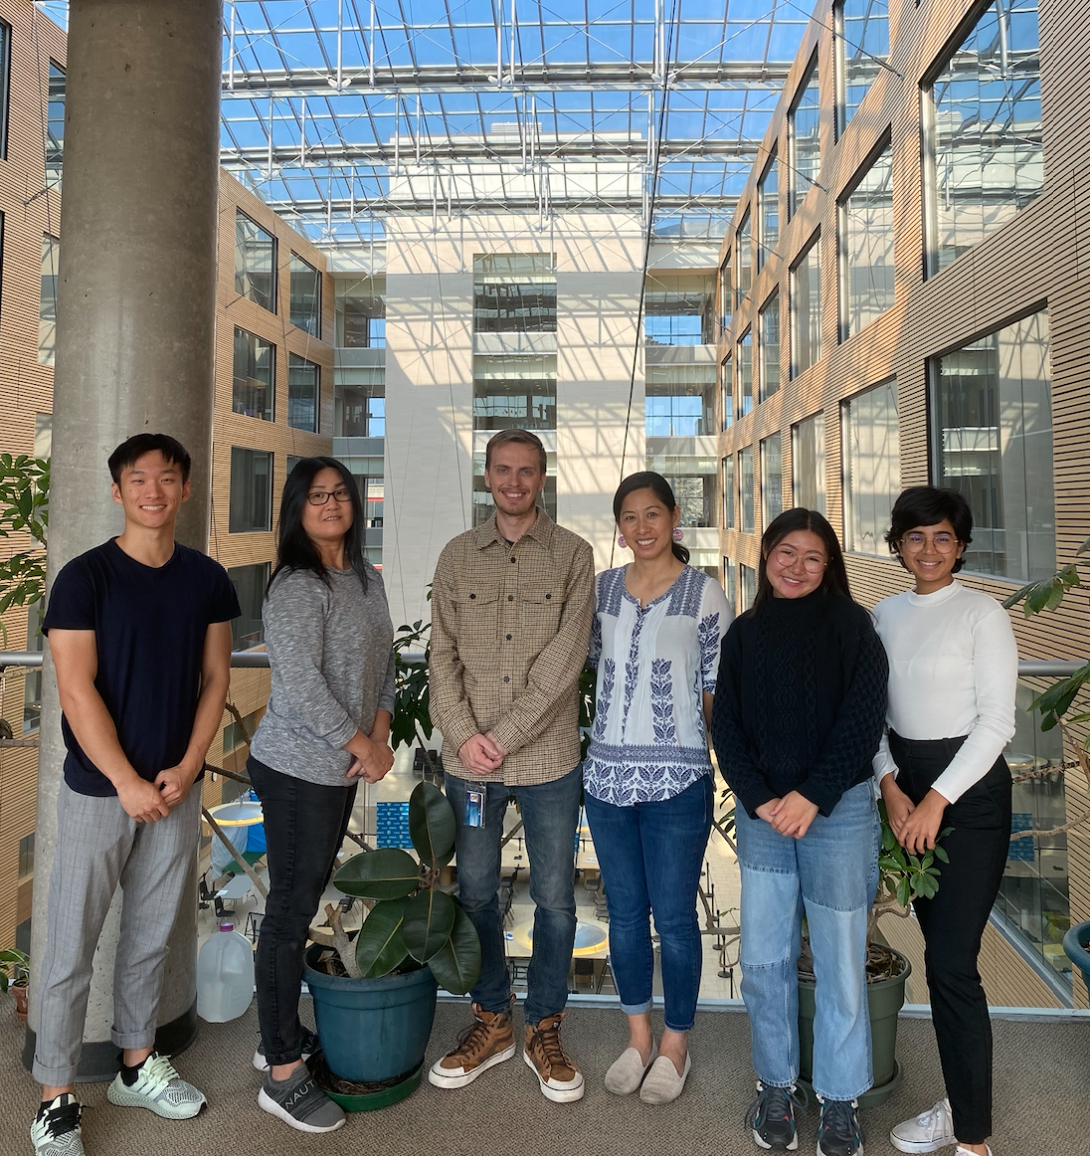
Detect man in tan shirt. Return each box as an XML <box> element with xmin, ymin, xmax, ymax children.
<box><xmin>427</xmin><ymin>429</ymin><xmax>594</xmax><ymax>1103</ymax></box>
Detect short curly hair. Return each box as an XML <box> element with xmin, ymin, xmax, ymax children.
<box><xmin>886</xmin><ymin>486</ymin><xmax>972</xmax><ymax>574</ymax></box>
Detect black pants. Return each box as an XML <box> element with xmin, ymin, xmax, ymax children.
<box><xmin>247</xmin><ymin>755</ymin><xmax>357</xmax><ymax>1066</ymax></box>
<box><xmin>890</xmin><ymin>733</ymin><xmax>1011</xmax><ymax>1145</ymax></box>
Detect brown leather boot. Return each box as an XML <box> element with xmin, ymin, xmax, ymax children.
<box><xmin>523</xmin><ymin>1011</ymin><xmax>585</xmax><ymax>1102</ymax></box>
<box><xmin>428</xmin><ymin>1002</ymin><xmax>516</xmax><ymax>1090</ymax></box>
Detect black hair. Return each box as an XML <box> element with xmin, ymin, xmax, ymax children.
<box><xmin>752</xmin><ymin>507</ymin><xmax>852</xmax><ymax>613</ymax></box>
<box><xmin>271</xmin><ymin>457</ymin><xmax>370</xmax><ymax>593</ymax></box>
<box><xmin>108</xmin><ymin>433</ymin><xmax>192</xmax><ymax>484</ymax></box>
<box><xmin>885</xmin><ymin>485</ymin><xmax>972</xmax><ymax>574</ymax></box>
<box><xmin>612</xmin><ymin>471</ymin><xmax>690</xmax><ymax>565</ymax></box>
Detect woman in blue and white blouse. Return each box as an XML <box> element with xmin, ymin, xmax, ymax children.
<box><xmin>584</xmin><ymin>471</ymin><xmax>732</xmax><ymax>1105</ymax></box>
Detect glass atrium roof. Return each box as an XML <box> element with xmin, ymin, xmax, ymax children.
<box><xmin>44</xmin><ymin>1</ymin><xmax>813</xmax><ymax>241</ymax></box>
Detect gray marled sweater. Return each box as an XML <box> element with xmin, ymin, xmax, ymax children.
<box><xmin>250</xmin><ymin>563</ymin><xmax>396</xmax><ymax>786</ymax></box>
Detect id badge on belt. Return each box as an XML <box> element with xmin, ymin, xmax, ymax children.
<box><xmin>464</xmin><ymin>787</ymin><xmax>485</xmax><ymax>828</ymax></box>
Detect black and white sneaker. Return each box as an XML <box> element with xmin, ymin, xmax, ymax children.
<box><xmin>258</xmin><ymin>1065</ymin><xmax>346</xmax><ymax>1133</ymax></box>
<box><xmin>252</xmin><ymin>1028</ymin><xmax>321</xmax><ymax>1073</ymax></box>
<box><xmin>817</xmin><ymin>1097</ymin><xmax>865</xmax><ymax>1156</ymax></box>
<box><xmin>744</xmin><ymin>1081</ymin><xmax>807</xmax><ymax>1150</ymax></box>
<box><xmin>30</xmin><ymin>1094</ymin><xmax>84</xmax><ymax>1156</ymax></box>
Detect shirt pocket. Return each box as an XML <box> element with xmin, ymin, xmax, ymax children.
<box><xmin>518</xmin><ymin>585</ymin><xmax>564</xmax><ymax>649</ymax></box>
<box><xmin>452</xmin><ymin>587</ymin><xmax>500</xmax><ymax>649</ymax></box>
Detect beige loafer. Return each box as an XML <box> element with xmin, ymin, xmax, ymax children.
<box><xmin>604</xmin><ymin>1045</ymin><xmax>658</xmax><ymax>1095</ymax></box>
<box><xmin>638</xmin><ymin>1053</ymin><xmax>691</xmax><ymax>1105</ymax></box>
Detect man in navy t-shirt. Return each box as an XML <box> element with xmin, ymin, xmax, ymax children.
<box><xmin>30</xmin><ymin>434</ymin><xmax>239</xmax><ymax>1156</ymax></box>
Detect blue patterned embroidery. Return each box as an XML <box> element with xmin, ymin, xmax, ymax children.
<box><xmin>589</xmin><ymin>613</ymin><xmax>603</xmax><ymax>667</ymax></box>
<box><xmin>666</xmin><ymin>567</ymin><xmax>705</xmax><ymax>618</ymax></box>
<box><xmin>698</xmin><ymin>611</ymin><xmax>721</xmax><ymax>691</ymax></box>
<box><xmin>622</xmin><ymin>608</ymin><xmax>646</xmax><ymax>726</ymax></box>
<box><xmin>650</xmin><ymin>658</ymin><xmax>675</xmax><ymax>744</ymax></box>
<box><xmin>594</xmin><ymin>659</ymin><xmax>615</xmax><ymax>740</ymax></box>
<box><xmin>597</xmin><ymin>567</ymin><xmax>625</xmax><ymax>618</ymax></box>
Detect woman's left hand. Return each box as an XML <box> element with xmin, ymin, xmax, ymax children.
<box><xmin>768</xmin><ymin>791</ymin><xmax>820</xmax><ymax>839</ymax></box>
<box><xmin>897</xmin><ymin>789</ymin><xmax>948</xmax><ymax>856</ymax></box>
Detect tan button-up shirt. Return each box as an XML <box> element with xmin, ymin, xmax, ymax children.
<box><xmin>429</xmin><ymin>511</ymin><xmax>594</xmax><ymax>786</ymax></box>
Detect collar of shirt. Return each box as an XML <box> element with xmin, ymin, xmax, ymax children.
<box><xmin>474</xmin><ymin>509</ymin><xmax>557</xmax><ymax>552</ymax></box>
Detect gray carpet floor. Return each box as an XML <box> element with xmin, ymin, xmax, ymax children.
<box><xmin>2</xmin><ymin>1001</ymin><xmax>1086</xmax><ymax>1155</ymax></box>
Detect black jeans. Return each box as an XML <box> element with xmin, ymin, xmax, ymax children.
<box><xmin>890</xmin><ymin>732</ymin><xmax>1011</xmax><ymax>1145</ymax></box>
<box><xmin>247</xmin><ymin>755</ymin><xmax>357</xmax><ymax>1066</ymax></box>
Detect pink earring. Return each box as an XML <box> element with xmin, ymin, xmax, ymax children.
<box><xmin>672</xmin><ymin>528</ymin><xmax>684</xmax><ymax>542</ymax></box>
<box><xmin>617</xmin><ymin>535</ymin><xmax>627</xmax><ymax>548</ymax></box>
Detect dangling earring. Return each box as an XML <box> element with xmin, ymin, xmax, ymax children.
<box><xmin>672</xmin><ymin>528</ymin><xmax>684</xmax><ymax>543</ymax></box>
<box><xmin>617</xmin><ymin>535</ymin><xmax>627</xmax><ymax>548</ymax></box>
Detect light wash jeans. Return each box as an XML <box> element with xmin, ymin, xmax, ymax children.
<box><xmin>734</xmin><ymin>780</ymin><xmax>879</xmax><ymax>1103</ymax></box>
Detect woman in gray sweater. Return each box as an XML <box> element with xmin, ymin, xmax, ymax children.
<box><xmin>248</xmin><ymin>457</ymin><xmax>396</xmax><ymax>1133</ymax></box>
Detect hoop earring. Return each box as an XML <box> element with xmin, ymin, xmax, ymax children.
<box><xmin>617</xmin><ymin>535</ymin><xmax>627</xmax><ymax>548</ymax></box>
<box><xmin>672</xmin><ymin>528</ymin><xmax>684</xmax><ymax>542</ymax></box>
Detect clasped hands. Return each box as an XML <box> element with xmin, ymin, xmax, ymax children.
<box><xmin>345</xmin><ymin>727</ymin><xmax>395</xmax><ymax>783</ymax></box>
<box><xmin>458</xmin><ymin>732</ymin><xmax>508</xmax><ymax>776</ymax></box>
<box><xmin>880</xmin><ymin>776</ymin><xmax>947</xmax><ymax>856</ymax></box>
<box><xmin>755</xmin><ymin>791</ymin><xmax>820</xmax><ymax>839</ymax></box>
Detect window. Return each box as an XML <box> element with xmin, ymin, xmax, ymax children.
<box><xmin>646</xmin><ymin>365</ymin><xmax>716</xmax><ymax>437</ymax></box>
<box><xmin>840</xmin><ymin>140</ymin><xmax>894</xmax><ymax>340</ymax></box>
<box><xmin>739</xmin><ymin>445</ymin><xmax>755</xmax><ymax>533</ymax></box>
<box><xmin>288</xmin><ymin>354</ymin><xmax>319</xmax><ymax>433</ymax></box>
<box><xmin>644</xmin><ymin>273</ymin><xmax>715</xmax><ymax>346</ymax></box>
<box><xmin>836</xmin><ymin>0</ymin><xmax>890</xmax><ymax>134</ymax></box>
<box><xmin>758</xmin><ymin>152</ymin><xmax>779</xmax><ymax>268</ymax></box>
<box><xmin>223</xmin><ymin>708</ymin><xmax>262</xmax><ymax>755</ymax></box>
<box><xmin>473</xmin><ymin>355</ymin><xmax>556</xmax><ymax>430</ymax></box>
<box><xmin>843</xmin><ymin>379</ymin><xmax>900</xmax><ymax>554</ymax></box>
<box><xmin>793</xmin><ymin>412</ymin><xmax>826</xmax><ymax>515</ymax></box>
<box><xmin>932</xmin><ymin>310</ymin><xmax>1053</xmax><ymax>582</ymax></box>
<box><xmin>335</xmin><ymin>367</ymin><xmax>384</xmax><ymax>437</ymax></box>
<box><xmin>723</xmin><ymin>557</ymin><xmax>737</xmax><ymax>609</ymax></box>
<box><xmin>0</xmin><ymin>21</ymin><xmax>11</xmax><ymax>160</ymax></box>
<box><xmin>739</xmin><ymin>563</ymin><xmax>757</xmax><ymax>612</ymax></box>
<box><xmin>926</xmin><ymin>0</ymin><xmax>1042</xmax><ymax>276</ymax></box>
<box><xmin>718</xmin><ymin>251</ymin><xmax>732</xmax><ymax>333</ymax></box>
<box><xmin>45</xmin><ymin>62</ymin><xmax>64</xmax><ymax>187</ymax></box>
<box><xmin>18</xmin><ymin>833</ymin><xmax>34</xmax><ymax>880</ymax></box>
<box><xmin>337</xmin><ymin>276</ymin><xmax>386</xmax><ymax>347</ymax></box>
<box><xmin>789</xmin><ymin>54</ymin><xmax>821</xmax><ymax>218</ymax></box>
<box><xmin>667</xmin><ymin>474</ymin><xmax>717</xmax><ymax>528</ymax></box>
<box><xmin>232</xmin><ymin>328</ymin><xmax>275</xmax><ymax>421</ymax></box>
<box><xmin>474</xmin><ymin>253</ymin><xmax>557</xmax><ymax>334</ymax></box>
<box><xmin>736</xmin><ymin>211</ymin><xmax>752</xmax><ymax>311</ymax></box>
<box><xmin>39</xmin><ymin>235</ymin><xmax>59</xmax><ymax>366</ymax></box>
<box><xmin>229</xmin><ymin>448</ymin><xmax>272</xmax><ymax>533</ymax></box>
<box><xmin>791</xmin><ymin>232</ymin><xmax>822</xmax><ymax>377</ymax></box>
<box><xmin>722</xmin><ymin>456</ymin><xmax>735</xmax><ymax>529</ymax></box>
<box><xmin>759</xmin><ymin>292</ymin><xmax>780</xmax><ymax>402</ymax></box>
<box><xmin>737</xmin><ymin>330</ymin><xmax>753</xmax><ymax>419</ymax></box>
<box><xmin>363</xmin><ymin>479</ymin><xmax>384</xmax><ymax>528</ymax></box>
<box><xmin>289</xmin><ymin>254</ymin><xmax>321</xmax><ymax>336</ymax></box>
<box><xmin>235</xmin><ymin>211</ymin><xmax>277</xmax><ymax>311</ymax></box>
<box><xmin>22</xmin><ymin>600</ymin><xmax>43</xmax><ymax>733</ymax></box>
<box><xmin>761</xmin><ymin>435</ymin><xmax>783</xmax><ymax>529</ymax></box>
<box><xmin>720</xmin><ymin>355</ymin><xmax>733</xmax><ymax>430</ymax></box>
<box><xmin>227</xmin><ymin>563</ymin><xmax>269</xmax><ymax>650</ymax></box>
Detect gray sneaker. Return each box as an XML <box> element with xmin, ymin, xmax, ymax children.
<box><xmin>106</xmin><ymin>1053</ymin><xmax>206</xmax><ymax>1119</ymax></box>
<box><xmin>30</xmin><ymin>1095</ymin><xmax>85</xmax><ymax>1156</ymax></box>
<box><xmin>258</xmin><ymin>1065</ymin><xmax>346</xmax><ymax>1133</ymax></box>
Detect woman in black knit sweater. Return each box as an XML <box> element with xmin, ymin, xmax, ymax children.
<box><xmin>711</xmin><ymin>509</ymin><xmax>887</xmax><ymax>1156</ymax></box>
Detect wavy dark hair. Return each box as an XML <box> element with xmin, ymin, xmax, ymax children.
<box><xmin>885</xmin><ymin>485</ymin><xmax>972</xmax><ymax>574</ymax></box>
<box><xmin>751</xmin><ymin>507</ymin><xmax>852</xmax><ymax>613</ymax></box>
<box><xmin>271</xmin><ymin>457</ymin><xmax>370</xmax><ymax>593</ymax></box>
<box><xmin>612</xmin><ymin>471</ymin><xmax>690</xmax><ymax>565</ymax></box>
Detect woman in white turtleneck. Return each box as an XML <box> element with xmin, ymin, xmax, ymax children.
<box><xmin>873</xmin><ymin>486</ymin><xmax>1016</xmax><ymax>1156</ymax></box>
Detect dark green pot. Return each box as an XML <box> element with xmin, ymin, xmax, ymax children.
<box><xmin>797</xmin><ymin>946</ymin><xmax>911</xmax><ymax>1109</ymax></box>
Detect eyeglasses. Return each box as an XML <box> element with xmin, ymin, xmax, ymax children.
<box><xmin>307</xmin><ymin>486</ymin><xmax>353</xmax><ymax>506</ymax></box>
<box><xmin>899</xmin><ymin>532</ymin><xmax>958</xmax><ymax>552</ymax></box>
<box><xmin>770</xmin><ymin>545</ymin><xmax>827</xmax><ymax>573</ymax></box>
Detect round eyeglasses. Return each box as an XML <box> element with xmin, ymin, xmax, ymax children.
<box><xmin>770</xmin><ymin>545</ymin><xmax>827</xmax><ymax>573</ymax></box>
<box><xmin>899</xmin><ymin>532</ymin><xmax>958</xmax><ymax>552</ymax></box>
<box><xmin>306</xmin><ymin>486</ymin><xmax>353</xmax><ymax>506</ymax></box>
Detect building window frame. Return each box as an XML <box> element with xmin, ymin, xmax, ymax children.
<box><xmin>790</xmin><ymin>230</ymin><xmax>822</xmax><ymax>379</ymax></box>
<box><xmin>235</xmin><ymin>210</ymin><xmax>278</xmax><ymax>313</ymax></box>
<box><xmin>228</xmin><ymin>447</ymin><xmax>273</xmax><ymax>534</ymax></box>
<box><xmin>837</xmin><ymin>132</ymin><xmax>895</xmax><ymax>343</ymax></box>
<box><xmin>788</xmin><ymin>52</ymin><xmax>821</xmax><ymax>220</ymax></box>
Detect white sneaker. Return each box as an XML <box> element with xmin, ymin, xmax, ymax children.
<box><xmin>106</xmin><ymin>1052</ymin><xmax>206</xmax><ymax>1119</ymax></box>
<box><xmin>30</xmin><ymin>1095</ymin><xmax>84</xmax><ymax>1156</ymax></box>
<box><xmin>890</xmin><ymin>1098</ymin><xmax>955</xmax><ymax>1153</ymax></box>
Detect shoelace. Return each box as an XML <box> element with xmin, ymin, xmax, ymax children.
<box><xmin>744</xmin><ymin>1083</ymin><xmax>808</xmax><ymax>1130</ymax></box>
<box><xmin>915</xmin><ymin>1102</ymin><xmax>948</xmax><ymax>1128</ymax></box>
<box><xmin>820</xmin><ymin>1099</ymin><xmax>865</xmax><ymax>1145</ymax></box>
<box><xmin>39</xmin><ymin>1099</ymin><xmax>81</xmax><ymax>1139</ymax></box>
<box><xmin>534</xmin><ymin>1018</ymin><xmax>573</xmax><ymax>1071</ymax></box>
<box><xmin>136</xmin><ymin>1053</ymin><xmax>183</xmax><ymax>1090</ymax></box>
<box><xmin>453</xmin><ymin>1014</ymin><xmax>503</xmax><ymax>1061</ymax></box>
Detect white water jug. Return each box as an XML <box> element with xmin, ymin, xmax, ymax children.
<box><xmin>196</xmin><ymin>922</ymin><xmax>254</xmax><ymax>1022</ymax></box>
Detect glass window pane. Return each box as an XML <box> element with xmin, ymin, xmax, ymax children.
<box><xmin>791</xmin><ymin>233</ymin><xmax>822</xmax><ymax>376</ymax></box>
<box><xmin>793</xmin><ymin>411</ymin><xmax>826</xmax><ymax>515</ymax></box>
<box><xmin>644</xmin><ymin>273</ymin><xmax>714</xmax><ymax>346</ymax></box>
<box><xmin>718</xmin><ymin>252</ymin><xmax>732</xmax><ymax>334</ymax></box>
<box><xmin>235</xmin><ymin>211</ymin><xmax>277</xmax><ymax>312</ymax></box>
<box><xmin>842</xmin><ymin>142</ymin><xmax>894</xmax><ymax>338</ymax></box>
<box><xmin>739</xmin><ymin>445</ymin><xmax>755</xmax><ymax>533</ymax></box>
<box><xmin>723</xmin><ymin>556</ymin><xmax>737</xmax><ymax>609</ymax></box>
<box><xmin>761</xmin><ymin>435</ymin><xmax>783</xmax><ymax>529</ymax></box>
<box><xmin>232</xmin><ymin>328</ymin><xmax>275</xmax><ymax>422</ymax></box>
<box><xmin>758</xmin><ymin>153</ymin><xmax>779</xmax><ymax>268</ymax></box>
<box><xmin>473</xmin><ymin>355</ymin><xmax>556</xmax><ymax>430</ymax></box>
<box><xmin>737</xmin><ymin>330</ymin><xmax>753</xmax><ymax>418</ymax></box>
<box><xmin>932</xmin><ymin>310</ymin><xmax>1053</xmax><ymax>582</ymax></box>
<box><xmin>722</xmin><ymin>455</ymin><xmax>735</xmax><ymax>529</ymax></box>
<box><xmin>289</xmin><ymin>254</ymin><xmax>321</xmax><ymax>336</ymax></box>
<box><xmin>646</xmin><ymin>365</ymin><xmax>715</xmax><ymax>437</ymax></box>
<box><xmin>334</xmin><ymin>367</ymin><xmax>385</xmax><ymax>437</ymax></box>
<box><xmin>736</xmin><ymin>211</ymin><xmax>752</xmax><ymax>311</ymax></box>
<box><xmin>39</xmin><ymin>235</ymin><xmax>59</xmax><ymax>366</ymax></box>
<box><xmin>789</xmin><ymin>54</ymin><xmax>821</xmax><ymax>218</ymax></box>
<box><xmin>844</xmin><ymin>379</ymin><xmax>901</xmax><ymax>554</ymax></box>
<box><xmin>45</xmin><ymin>61</ymin><xmax>64</xmax><ymax>188</ymax></box>
<box><xmin>288</xmin><ymin>353</ymin><xmax>319</xmax><ymax>433</ymax></box>
<box><xmin>739</xmin><ymin>563</ymin><xmax>757</xmax><ymax>612</ymax></box>
<box><xmin>227</xmin><ymin>563</ymin><xmax>269</xmax><ymax>650</ymax></box>
<box><xmin>0</xmin><ymin>22</ymin><xmax>11</xmax><ymax>160</ymax></box>
<box><xmin>720</xmin><ymin>355</ymin><xmax>733</xmax><ymax>430</ymax></box>
<box><xmin>838</xmin><ymin>0</ymin><xmax>890</xmax><ymax>133</ymax></box>
<box><xmin>759</xmin><ymin>291</ymin><xmax>780</xmax><ymax>402</ymax></box>
<box><xmin>337</xmin><ymin>276</ymin><xmax>386</xmax><ymax>347</ymax></box>
<box><xmin>229</xmin><ymin>448</ymin><xmax>272</xmax><ymax>533</ymax></box>
<box><xmin>928</xmin><ymin>0</ymin><xmax>1042</xmax><ymax>274</ymax></box>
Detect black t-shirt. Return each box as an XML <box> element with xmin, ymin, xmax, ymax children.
<box><xmin>42</xmin><ymin>539</ymin><xmax>241</xmax><ymax>797</ymax></box>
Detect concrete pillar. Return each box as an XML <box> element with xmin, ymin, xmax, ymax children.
<box><xmin>27</xmin><ymin>0</ymin><xmax>223</xmax><ymax>1080</ymax></box>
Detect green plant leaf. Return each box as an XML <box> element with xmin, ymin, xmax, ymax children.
<box><xmin>355</xmin><ymin>897</ymin><xmax>410</xmax><ymax>978</ymax></box>
<box><xmin>402</xmin><ymin>888</ymin><xmax>456</xmax><ymax>962</ymax></box>
<box><xmin>408</xmin><ymin>780</ymin><xmax>456</xmax><ymax>867</ymax></box>
<box><xmin>426</xmin><ymin>904</ymin><xmax>481</xmax><ymax>994</ymax></box>
<box><xmin>895</xmin><ymin>877</ymin><xmax>911</xmax><ymax>908</ymax></box>
<box><xmin>933</xmin><ymin>845</ymin><xmax>949</xmax><ymax>863</ymax></box>
<box><xmin>334</xmin><ymin>847</ymin><xmax>420</xmax><ymax>899</ymax></box>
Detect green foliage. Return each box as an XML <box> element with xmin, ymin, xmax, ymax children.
<box><xmin>0</xmin><ymin>947</ymin><xmax>30</xmax><ymax>994</ymax></box>
<box><xmin>402</xmin><ymin>889</ymin><xmax>456</xmax><ymax>962</ymax></box>
<box><xmin>353</xmin><ymin>896</ymin><xmax>410</xmax><ymax>978</ymax></box>
<box><xmin>391</xmin><ymin>618</ymin><xmax>433</xmax><ymax>757</ymax></box>
<box><xmin>333</xmin><ymin>847</ymin><xmax>419</xmax><ymax>900</ymax></box>
<box><xmin>877</xmin><ymin>800</ymin><xmax>951</xmax><ymax>908</ymax></box>
<box><xmin>0</xmin><ymin>456</ymin><xmax>49</xmax><ymax>637</ymax></box>
<box><xmin>425</xmin><ymin>905</ymin><xmax>481</xmax><ymax>996</ymax></box>
<box><xmin>408</xmin><ymin>779</ymin><xmax>455</xmax><ymax>868</ymax></box>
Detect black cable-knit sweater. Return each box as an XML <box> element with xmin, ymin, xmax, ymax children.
<box><xmin>710</xmin><ymin>589</ymin><xmax>888</xmax><ymax>819</ymax></box>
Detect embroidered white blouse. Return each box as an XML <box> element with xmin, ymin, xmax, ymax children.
<box><xmin>584</xmin><ymin>565</ymin><xmax>733</xmax><ymax>806</ymax></box>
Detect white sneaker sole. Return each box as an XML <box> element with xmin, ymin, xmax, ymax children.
<box><xmin>106</xmin><ymin>1080</ymin><xmax>205</xmax><ymax>1120</ymax></box>
<box><xmin>252</xmin><ymin>1048</ymin><xmax>316</xmax><ymax>1074</ymax></box>
<box><xmin>889</xmin><ymin>1135</ymin><xmax>954</xmax><ymax>1154</ymax></box>
<box><xmin>522</xmin><ymin>1048</ymin><xmax>586</xmax><ymax>1102</ymax></box>
<box><xmin>428</xmin><ymin>1042</ymin><xmax>516</xmax><ymax>1089</ymax></box>
<box><xmin>257</xmin><ymin>1088</ymin><xmax>345</xmax><ymax>1133</ymax></box>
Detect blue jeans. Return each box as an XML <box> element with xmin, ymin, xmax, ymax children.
<box><xmin>584</xmin><ymin>775</ymin><xmax>713</xmax><ymax>1032</ymax></box>
<box><xmin>735</xmin><ymin>781</ymin><xmax>879</xmax><ymax>1102</ymax></box>
<box><xmin>445</xmin><ymin>766</ymin><xmax>582</xmax><ymax>1025</ymax></box>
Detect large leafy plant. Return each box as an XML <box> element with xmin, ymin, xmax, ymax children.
<box><xmin>331</xmin><ymin>780</ymin><xmax>481</xmax><ymax>994</ymax></box>
<box><xmin>869</xmin><ymin>800</ymin><xmax>951</xmax><ymax>944</ymax></box>
<box><xmin>0</xmin><ymin>455</ymin><xmax>49</xmax><ymax>640</ymax></box>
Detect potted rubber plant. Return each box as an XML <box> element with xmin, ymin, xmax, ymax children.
<box><xmin>0</xmin><ymin>947</ymin><xmax>30</xmax><ymax>1021</ymax></box>
<box><xmin>303</xmin><ymin>780</ymin><xmax>480</xmax><ymax>1110</ymax></box>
